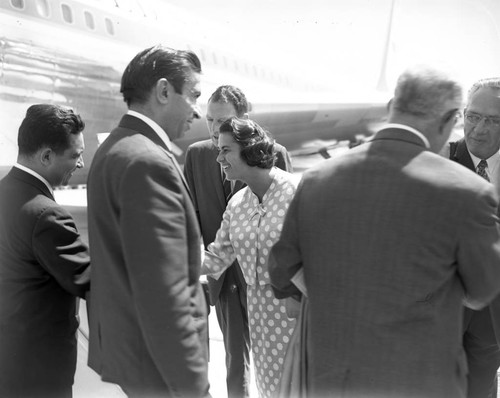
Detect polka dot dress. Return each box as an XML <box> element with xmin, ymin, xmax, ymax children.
<box><xmin>203</xmin><ymin>168</ymin><xmax>298</xmax><ymax>397</ymax></box>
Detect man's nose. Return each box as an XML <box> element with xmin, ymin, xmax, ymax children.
<box><xmin>193</xmin><ymin>106</ymin><xmax>201</xmax><ymax>119</ymax></box>
<box><xmin>216</xmin><ymin>152</ymin><xmax>223</xmax><ymax>163</ymax></box>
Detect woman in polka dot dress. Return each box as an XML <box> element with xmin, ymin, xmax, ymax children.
<box><xmin>202</xmin><ymin>117</ymin><xmax>298</xmax><ymax>398</ymax></box>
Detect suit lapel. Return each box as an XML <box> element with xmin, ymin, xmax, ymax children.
<box><xmin>162</xmin><ymin>148</ymin><xmax>193</xmax><ymax>202</ymax></box>
<box><xmin>450</xmin><ymin>139</ymin><xmax>475</xmax><ymax>172</ymax></box>
<box><xmin>204</xmin><ymin>145</ymin><xmax>227</xmax><ymax>206</ymax></box>
<box><xmin>231</xmin><ymin>180</ymin><xmax>246</xmax><ymax>197</ymax></box>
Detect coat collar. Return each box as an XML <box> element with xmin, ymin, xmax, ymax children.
<box><xmin>8</xmin><ymin>166</ymin><xmax>54</xmax><ymax>200</ymax></box>
<box><xmin>118</xmin><ymin>114</ymin><xmax>169</xmax><ymax>151</ymax></box>
<box><xmin>118</xmin><ymin>114</ymin><xmax>194</xmax><ymax>202</ymax></box>
<box><xmin>373</xmin><ymin>127</ymin><xmax>428</xmax><ymax>149</ymax></box>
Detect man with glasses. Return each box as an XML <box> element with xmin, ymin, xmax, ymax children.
<box><xmin>447</xmin><ymin>77</ymin><xmax>500</xmax><ymax>398</ymax></box>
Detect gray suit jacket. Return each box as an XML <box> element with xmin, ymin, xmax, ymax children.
<box><xmin>87</xmin><ymin>115</ymin><xmax>209</xmax><ymax>397</ymax></box>
<box><xmin>184</xmin><ymin>138</ymin><xmax>292</xmax><ymax>305</ymax></box>
<box><xmin>270</xmin><ymin>127</ymin><xmax>500</xmax><ymax>398</ymax></box>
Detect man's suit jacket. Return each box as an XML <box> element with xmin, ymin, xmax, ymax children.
<box><xmin>87</xmin><ymin>115</ymin><xmax>209</xmax><ymax>397</ymax></box>
<box><xmin>449</xmin><ymin>138</ymin><xmax>500</xmax><ymax>344</ymax></box>
<box><xmin>270</xmin><ymin>127</ymin><xmax>500</xmax><ymax>398</ymax></box>
<box><xmin>0</xmin><ymin>167</ymin><xmax>90</xmax><ymax>396</ymax></box>
<box><xmin>184</xmin><ymin>139</ymin><xmax>292</xmax><ymax>305</ymax></box>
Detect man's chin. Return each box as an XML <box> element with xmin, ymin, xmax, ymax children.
<box><xmin>61</xmin><ymin>176</ymin><xmax>73</xmax><ymax>186</ymax></box>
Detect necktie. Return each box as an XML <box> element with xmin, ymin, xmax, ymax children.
<box><xmin>477</xmin><ymin>159</ymin><xmax>490</xmax><ymax>182</ymax></box>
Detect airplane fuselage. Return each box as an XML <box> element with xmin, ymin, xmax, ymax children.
<box><xmin>0</xmin><ymin>0</ymin><xmax>388</xmax><ymax>185</ymax></box>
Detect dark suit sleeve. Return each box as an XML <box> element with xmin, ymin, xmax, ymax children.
<box><xmin>457</xmin><ymin>184</ymin><xmax>500</xmax><ymax>309</ymax></box>
<box><xmin>269</xmin><ymin>178</ymin><xmax>303</xmax><ymax>299</ymax></box>
<box><xmin>275</xmin><ymin>143</ymin><xmax>293</xmax><ymax>173</ymax></box>
<box><xmin>120</xmin><ymin>155</ymin><xmax>208</xmax><ymax>396</ymax></box>
<box><xmin>32</xmin><ymin>205</ymin><xmax>90</xmax><ymax>298</ymax></box>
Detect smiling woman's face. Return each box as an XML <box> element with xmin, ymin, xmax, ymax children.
<box><xmin>216</xmin><ymin>132</ymin><xmax>252</xmax><ymax>182</ymax></box>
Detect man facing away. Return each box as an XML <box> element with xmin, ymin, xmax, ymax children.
<box><xmin>87</xmin><ymin>45</ymin><xmax>210</xmax><ymax>397</ymax></box>
<box><xmin>445</xmin><ymin>77</ymin><xmax>500</xmax><ymax>398</ymax></box>
<box><xmin>270</xmin><ymin>66</ymin><xmax>500</xmax><ymax>398</ymax></box>
<box><xmin>184</xmin><ymin>85</ymin><xmax>292</xmax><ymax>398</ymax></box>
<box><xmin>0</xmin><ymin>104</ymin><xmax>90</xmax><ymax>398</ymax></box>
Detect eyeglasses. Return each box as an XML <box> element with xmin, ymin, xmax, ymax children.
<box><xmin>464</xmin><ymin>112</ymin><xmax>500</xmax><ymax>127</ymax></box>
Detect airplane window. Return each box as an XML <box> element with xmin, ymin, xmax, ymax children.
<box><xmin>35</xmin><ymin>0</ymin><xmax>49</xmax><ymax>17</ymax></box>
<box><xmin>84</xmin><ymin>11</ymin><xmax>95</xmax><ymax>30</ymax></box>
<box><xmin>105</xmin><ymin>17</ymin><xmax>115</xmax><ymax>35</ymax></box>
<box><xmin>61</xmin><ymin>4</ymin><xmax>73</xmax><ymax>24</ymax></box>
<box><xmin>10</xmin><ymin>0</ymin><xmax>25</xmax><ymax>9</ymax></box>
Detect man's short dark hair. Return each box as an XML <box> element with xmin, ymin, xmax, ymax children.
<box><xmin>121</xmin><ymin>45</ymin><xmax>202</xmax><ymax>107</ymax></box>
<box><xmin>18</xmin><ymin>104</ymin><xmax>85</xmax><ymax>156</ymax></box>
<box><xmin>219</xmin><ymin>117</ymin><xmax>276</xmax><ymax>169</ymax></box>
<box><xmin>208</xmin><ymin>85</ymin><xmax>250</xmax><ymax>117</ymax></box>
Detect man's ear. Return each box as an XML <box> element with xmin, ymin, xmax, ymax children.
<box><xmin>438</xmin><ymin>109</ymin><xmax>457</xmax><ymax>135</ymax></box>
<box><xmin>39</xmin><ymin>148</ymin><xmax>53</xmax><ymax>166</ymax></box>
<box><xmin>156</xmin><ymin>78</ymin><xmax>170</xmax><ymax>104</ymax></box>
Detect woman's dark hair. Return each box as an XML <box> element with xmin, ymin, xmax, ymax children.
<box><xmin>219</xmin><ymin>117</ymin><xmax>276</xmax><ymax>169</ymax></box>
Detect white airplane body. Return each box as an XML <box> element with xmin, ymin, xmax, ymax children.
<box><xmin>0</xmin><ymin>0</ymin><xmax>393</xmax><ymax>184</ymax></box>
<box><xmin>1</xmin><ymin>0</ymin><xmax>500</xmax><ymax>185</ymax></box>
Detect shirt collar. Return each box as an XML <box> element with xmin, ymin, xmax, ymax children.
<box><xmin>468</xmin><ymin>149</ymin><xmax>500</xmax><ymax>169</ymax></box>
<box><xmin>381</xmin><ymin>123</ymin><xmax>430</xmax><ymax>149</ymax></box>
<box><xmin>127</xmin><ymin>110</ymin><xmax>172</xmax><ymax>152</ymax></box>
<box><xmin>14</xmin><ymin>163</ymin><xmax>54</xmax><ymax>196</ymax></box>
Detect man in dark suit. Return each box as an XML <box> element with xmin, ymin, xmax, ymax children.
<box><xmin>270</xmin><ymin>67</ymin><xmax>500</xmax><ymax>398</ymax></box>
<box><xmin>445</xmin><ymin>77</ymin><xmax>500</xmax><ymax>398</ymax></box>
<box><xmin>87</xmin><ymin>46</ymin><xmax>210</xmax><ymax>397</ymax></box>
<box><xmin>184</xmin><ymin>85</ymin><xmax>292</xmax><ymax>398</ymax></box>
<box><xmin>0</xmin><ymin>104</ymin><xmax>90</xmax><ymax>398</ymax></box>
